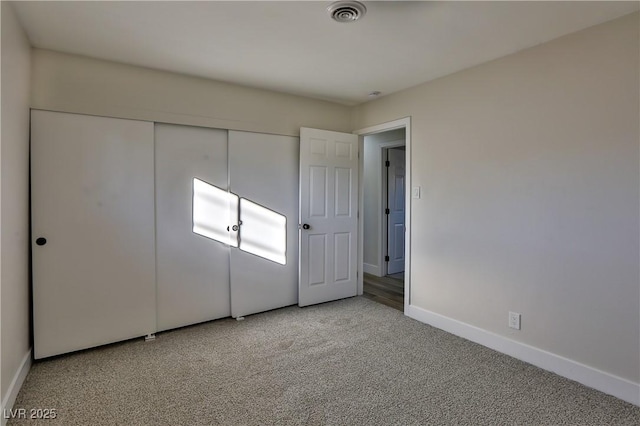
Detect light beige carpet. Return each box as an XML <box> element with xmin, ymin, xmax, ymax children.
<box><xmin>9</xmin><ymin>297</ymin><xmax>640</xmax><ymax>425</ymax></box>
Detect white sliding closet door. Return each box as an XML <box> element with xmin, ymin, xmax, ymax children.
<box><xmin>31</xmin><ymin>110</ymin><xmax>156</xmax><ymax>359</ymax></box>
<box><xmin>155</xmin><ymin>124</ymin><xmax>232</xmax><ymax>331</ymax></box>
<box><xmin>228</xmin><ymin>131</ymin><xmax>299</xmax><ymax>318</ymax></box>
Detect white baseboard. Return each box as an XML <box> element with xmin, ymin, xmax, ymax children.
<box><xmin>363</xmin><ymin>263</ymin><xmax>381</xmax><ymax>276</ymax></box>
<box><xmin>406</xmin><ymin>304</ymin><xmax>640</xmax><ymax>407</ymax></box>
<box><xmin>1</xmin><ymin>349</ymin><xmax>32</xmax><ymax>426</ymax></box>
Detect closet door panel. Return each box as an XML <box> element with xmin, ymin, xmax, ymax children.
<box><xmin>228</xmin><ymin>131</ymin><xmax>299</xmax><ymax>317</ymax></box>
<box><xmin>31</xmin><ymin>110</ymin><xmax>156</xmax><ymax>359</ymax></box>
<box><xmin>155</xmin><ymin>124</ymin><xmax>231</xmax><ymax>331</ymax></box>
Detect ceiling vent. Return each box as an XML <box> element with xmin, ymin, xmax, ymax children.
<box><xmin>327</xmin><ymin>1</ymin><xmax>367</xmax><ymax>23</ymax></box>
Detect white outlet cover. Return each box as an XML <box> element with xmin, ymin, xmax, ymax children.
<box><xmin>508</xmin><ymin>311</ymin><xmax>521</xmax><ymax>330</ymax></box>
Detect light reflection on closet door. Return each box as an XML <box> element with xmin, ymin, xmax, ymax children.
<box><xmin>193</xmin><ymin>178</ymin><xmax>238</xmax><ymax>248</ymax></box>
<box><xmin>238</xmin><ymin>198</ymin><xmax>287</xmax><ymax>265</ymax></box>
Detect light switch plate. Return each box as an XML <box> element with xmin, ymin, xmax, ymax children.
<box><xmin>412</xmin><ymin>186</ymin><xmax>421</xmax><ymax>199</ymax></box>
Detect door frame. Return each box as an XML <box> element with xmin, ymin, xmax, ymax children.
<box><xmin>354</xmin><ymin>117</ymin><xmax>411</xmax><ymax>311</ymax></box>
<box><xmin>380</xmin><ymin>143</ymin><xmax>405</xmax><ymax>277</ymax></box>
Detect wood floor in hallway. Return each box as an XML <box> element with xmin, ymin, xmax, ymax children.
<box><xmin>363</xmin><ymin>273</ymin><xmax>404</xmax><ymax>312</ymax></box>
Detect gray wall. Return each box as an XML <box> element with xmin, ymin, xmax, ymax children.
<box><xmin>30</xmin><ymin>49</ymin><xmax>353</xmax><ymax>137</ymax></box>
<box><xmin>1</xmin><ymin>0</ymin><xmax>32</xmax><ymax>409</ymax></box>
<box><xmin>353</xmin><ymin>12</ymin><xmax>640</xmax><ymax>383</ymax></box>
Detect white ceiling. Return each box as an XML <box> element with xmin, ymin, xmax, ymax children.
<box><xmin>12</xmin><ymin>1</ymin><xmax>639</xmax><ymax>106</ymax></box>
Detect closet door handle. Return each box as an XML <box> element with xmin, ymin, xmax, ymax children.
<box><xmin>36</xmin><ymin>237</ymin><xmax>47</xmax><ymax>246</ymax></box>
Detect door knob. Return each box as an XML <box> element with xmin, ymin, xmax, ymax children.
<box><xmin>36</xmin><ymin>237</ymin><xmax>47</xmax><ymax>246</ymax></box>
<box><xmin>232</xmin><ymin>225</ymin><xmax>239</xmax><ymax>232</ymax></box>
<box><xmin>302</xmin><ymin>224</ymin><xmax>311</xmax><ymax>230</ymax></box>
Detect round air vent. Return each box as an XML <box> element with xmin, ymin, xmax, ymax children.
<box><xmin>327</xmin><ymin>1</ymin><xmax>367</xmax><ymax>23</ymax></box>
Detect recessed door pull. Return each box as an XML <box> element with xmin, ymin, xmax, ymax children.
<box><xmin>36</xmin><ymin>237</ymin><xmax>47</xmax><ymax>246</ymax></box>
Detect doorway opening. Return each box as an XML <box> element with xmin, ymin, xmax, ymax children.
<box><xmin>358</xmin><ymin>124</ymin><xmax>408</xmax><ymax>312</ymax></box>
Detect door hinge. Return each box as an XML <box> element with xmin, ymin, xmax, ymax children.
<box><xmin>385</xmin><ymin>160</ymin><xmax>390</xmax><ymax>167</ymax></box>
<box><xmin>385</xmin><ymin>255</ymin><xmax>390</xmax><ymax>262</ymax></box>
<box><xmin>385</xmin><ymin>208</ymin><xmax>390</xmax><ymax>215</ymax></box>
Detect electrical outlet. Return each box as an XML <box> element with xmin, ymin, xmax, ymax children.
<box><xmin>508</xmin><ymin>311</ymin><xmax>521</xmax><ymax>330</ymax></box>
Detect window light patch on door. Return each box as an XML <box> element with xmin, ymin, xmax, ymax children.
<box><xmin>239</xmin><ymin>198</ymin><xmax>287</xmax><ymax>265</ymax></box>
<box><xmin>192</xmin><ymin>178</ymin><xmax>287</xmax><ymax>265</ymax></box>
<box><xmin>192</xmin><ymin>178</ymin><xmax>238</xmax><ymax>247</ymax></box>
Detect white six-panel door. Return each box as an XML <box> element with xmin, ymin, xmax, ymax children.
<box><xmin>299</xmin><ymin>128</ymin><xmax>359</xmax><ymax>306</ymax></box>
<box><xmin>154</xmin><ymin>124</ymin><xmax>232</xmax><ymax>331</ymax></box>
<box><xmin>386</xmin><ymin>148</ymin><xmax>406</xmax><ymax>275</ymax></box>
<box><xmin>31</xmin><ymin>110</ymin><xmax>156</xmax><ymax>359</ymax></box>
